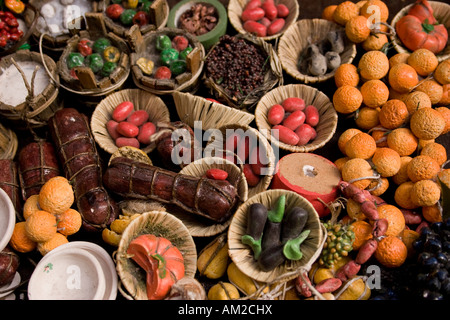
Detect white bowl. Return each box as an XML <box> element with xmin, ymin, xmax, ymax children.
<box><xmin>49</xmin><ymin>241</ymin><xmax>118</xmax><ymax>300</ymax></box>
<box><xmin>28</xmin><ymin>247</ymin><xmax>106</xmax><ymax>300</ymax></box>
<box><xmin>0</xmin><ymin>188</ymin><xmax>15</xmax><ymax>252</ymax></box>
<box><xmin>0</xmin><ymin>272</ymin><xmax>20</xmax><ymax>299</ymax></box>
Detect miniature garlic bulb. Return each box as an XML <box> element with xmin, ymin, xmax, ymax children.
<box><xmin>166</xmin><ymin>277</ymin><xmax>206</xmax><ymax>300</ymax></box>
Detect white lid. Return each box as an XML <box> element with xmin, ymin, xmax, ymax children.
<box><xmin>0</xmin><ymin>188</ymin><xmax>16</xmax><ymax>252</ymax></box>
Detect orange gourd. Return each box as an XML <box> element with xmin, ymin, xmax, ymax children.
<box><xmin>408</xmin><ymin>0</ymin><xmax>436</xmax><ymax>24</ymax></box>
<box><xmin>127</xmin><ymin>234</ymin><xmax>185</xmax><ymax>300</ymax></box>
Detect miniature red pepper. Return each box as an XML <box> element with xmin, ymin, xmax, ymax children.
<box><xmin>0</xmin><ymin>34</ymin><xmax>7</xmax><ymax>47</ymax></box>
<box><xmin>103</xmin><ymin>46</ymin><xmax>120</xmax><ymax>63</ymax></box>
<box><xmin>132</xmin><ymin>11</ymin><xmax>148</xmax><ymax>26</ymax></box>
<box><xmin>5</xmin><ymin>0</ymin><xmax>25</xmax><ymax>14</ymax></box>
<box><xmin>77</xmin><ymin>38</ymin><xmax>93</xmax><ymax>56</ymax></box>
<box><xmin>105</xmin><ymin>4</ymin><xmax>124</xmax><ymax>20</ymax></box>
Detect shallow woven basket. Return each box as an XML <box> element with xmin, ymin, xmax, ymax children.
<box><xmin>203</xmin><ymin>33</ymin><xmax>284</xmax><ymax>111</ymax></box>
<box><xmin>115</xmin><ymin>210</ymin><xmax>197</xmax><ymax>300</ymax></box>
<box><xmin>0</xmin><ymin>50</ymin><xmax>60</xmax><ymax>129</ymax></box>
<box><xmin>255</xmin><ymin>84</ymin><xmax>338</xmax><ymax>153</ymax></box>
<box><xmin>228</xmin><ymin>0</ymin><xmax>299</xmax><ymax>41</ymax></box>
<box><xmin>129</xmin><ymin>27</ymin><xmax>205</xmax><ymax>95</ymax></box>
<box><xmin>91</xmin><ymin>88</ymin><xmax>171</xmax><ymax>155</ymax></box>
<box><xmin>0</xmin><ymin>122</ymin><xmax>18</xmax><ymax>160</ymax></box>
<box><xmin>228</xmin><ymin>189</ymin><xmax>324</xmax><ymax>284</ymax></box>
<box><xmin>390</xmin><ymin>1</ymin><xmax>450</xmax><ymax>62</ymax></box>
<box><xmin>98</xmin><ymin>0</ymin><xmax>169</xmax><ymax>38</ymax></box>
<box><xmin>278</xmin><ymin>19</ymin><xmax>357</xmax><ymax>84</ymax></box>
<box><xmin>205</xmin><ymin>124</ymin><xmax>276</xmax><ymax>198</ymax></box>
<box><xmin>177</xmin><ymin>157</ymin><xmax>248</xmax><ymax>237</ymax></box>
<box><xmin>172</xmin><ymin>91</ymin><xmax>255</xmax><ymax>131</ymax></box>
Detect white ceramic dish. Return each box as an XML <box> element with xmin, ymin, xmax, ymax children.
<box><xmin>28</xmin><ymin>247</ymin><xmax>106</xmax><ymax>300</ymax></box>
<box><xmin>0</xmin><ymin>272</ymin><xmax>21</xmax><ymax>299</ymax></box>
<box><xmin>0</xmin><ymin>188</ymin><xmax>15</xmax><ymax>252</ymax></box>
<box><xmin>49</xmin><ymin>241</ymin><xmax>118</xmax><ymax>300</ymax></box>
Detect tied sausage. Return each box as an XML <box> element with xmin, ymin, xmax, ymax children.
<box><xmin>0</xmin><ymin>159</ymin><xmax>22</xmax><ymax>220</ymax></box>
<box><xmin>48</xmin><ymin>108</ymin><xmax>119</xmax><ymax>232</ymax></box>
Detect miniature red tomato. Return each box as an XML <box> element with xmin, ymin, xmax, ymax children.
<box><xmin>127</xmin><ymin>110</ymin><xmax>149</xmax><ymax>127</ymax></box>
<box><xmin>172</xmin><ymin>35</ymin><xmax>189</xmax><ymax>51</ymax></box>
<box><xmin>154</xmin><ymin>66</ymin><xmax>172</xmax><ymax>79</ymax></box>
<box><xmin>106</xmin><ymin>4</ymin><xmax>124</xmax><ymax>20</ymax></box>
<box><xmin>132</xmin><ymin>11</ymin><xmax>149</xmax><ymax>27</ymax></box>
<box><xmin>112</xmin><ymin>101</ymin><xmax>134</xmax><ymax>122</ymax></box>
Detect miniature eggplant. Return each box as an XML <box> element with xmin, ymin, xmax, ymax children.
<box><xmin>258</xmin><ymin>243</ymin><xmax>285</xmax><ymax>272</ymax></box>
<box><xmin>281</xmin><ymin>207</ymin><xmax>308</xmax><ymax>243</ymax></box>
<box><xmin>241</xmin><ymin>203</ymin><xmax>267</xmax><ymax>259</ymax></box>
<box><xmin>261</xmin><ymin>220</ymin><xmax>282</xmax><ymax>252</ymax></box>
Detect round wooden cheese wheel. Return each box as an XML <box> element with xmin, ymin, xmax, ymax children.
<box><xmin>271</xmin><ymin>153</ymin><xmax>342</xmax><ymax>217</ymax></box>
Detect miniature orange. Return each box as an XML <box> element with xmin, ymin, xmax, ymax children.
<box><xmin>322</xmin><ymin>5</ymin><xmax>337</xmax><ymax>21</ymax></box>
<box><xmin>368</xmin><ymin>177</ymin><xmax>389</xmax><ymax>196</ymax></box>
<box><xmin>372</xmin><ymin>147</ymin><xmax>401</xmax><ymax>177</ymax></box>
<box><xmin>25</xmin><ymin>210</ymin><xmax>57</xmax><ymax>243</ymax></box>
<box><xmin>378</xmin><ymin>99</ymin><xmax>409</xmax><ymax>130</ymax></box>
<box><xmin>360</xmin><ymin>0</ymin><xmax>389</xmax><ymax>23</ymax></box>
<box><xmin>375</xmin><ymin>204</ymin><xmax>406</xmax><ymax>237</ymax></box>
<box><xmin>345</xmin><ymin>15</ymin><xmax>371</xmax><ymax>43</ymax></box>
<box><xmin>360</xmin><ymin>79</ymin><xmax>389</xmax><ymax>108</ymax></box>
<box><xmin>333</xmin><ymin>1</ymin><xmax>360</xmax><ymax>26</ymax></box>
<box><xmin>410</xmin><ymin>107</ymin><xmax>446</xmax><ymax>140</ymax></box>
<box><xmin>420</xmin><ymin>142</ymin><xmax>447</xmax><ymax>166</ymax></box>
<box><xmin>333</xmin><ymin>85</ymin><xmax>363</xmax><ymax>114</ymax></box>
<box><xmin>334</xmin><ymin>157</ymin><xmax>350</xmax><ymax>171</ymax></box>
<box><xmin>23</xmin><ymin>194</ymin><xmax>41</xmax><ymax>220</ymax></box>
<box><xmin>388</xmin><ymin>63</ymin><xmax>419</xmax><ymax>93</ymax></box>
<box><xmin>37</xmin><ymin>233</ymin><xmax>69</xmax><ymax>256</ymax></box>
<box><xmin>435</xmin><ymin>106</ymin><xmax>450</xmax><ymax>134</ymax></box>
<box><xmin>400</xmin><ymin>229</ymin><xmax>420</xmax><ymax>258</ymax></box>
<box><xmin>389</xmin><ymin>87</ymin><xmax>410</xmax><ymax>101</ymax></box>
<box><xmin>418</xmin><ymin>139</ymin><xmax>435</xmax><ymax>149</ymax></box>
<box><xmin>411</xmin><ymin>180</ymin><xmax>441</xmax><ymax>207</ymax></box>
<box><xmin>392</xmin><ymin>156</ymin><xmax>413</xmax><ymax>185</ymax></box>
<box><xmin>346</xmin><ymin>198</ymin><xmax>366</xmax><ymax>221</ymax></box>
<box><xmin>9</xmin><ymin>221</ymin><xmax>37</xmax><ymax>253</ymax></box>
<box><xmin>57</xmin><ymin>208</ymin><xmax>82</xmax><ymax>236</ymax></box>
<box><xmin>433</xmin><ymin>59</ymin><xmax>450</xmax><ymax>85</ymax></box>
<box><xmin>422</xmin><ymin>204</ymin><xmax>443</xmax><ymax>223</ymax></box>
<box><xmin>341</xmin><ymin>158</ymin><xmax>375</xmax><ymax>190</ymax></box>
<box><xmin>438</xmin><ymin>169</ymin><xmax>450</xmax><ymax>190</ymax></box>
<box><xmin>407</xmin><ymin>155</ymin><xmax>440</xmax><ymax>182</ymax></box>
<box><xmin>387</xmin><ymin>128</ymin><xmax>418</xmax><ymax>156</ymax></box>
<box><xmin>407</xmin><ymin>48</ymin><xmax>439</xmax><ymax>76</ymax></box>
<box><xmin>362</xmin><ymin>33</ymin><xmax>388</xmax><ymax>51</ymax></box>
<box><xmin>394</xmin><ymin>181</ymin><xmax>419</xmax><ymax>210</ymax></box>
<box><xmin>345</xmin><ymin>132</ymin><xmax>377</xmax><ymax>159</ymax></box>
<box><xmin>375</xmin><ymin>235</ymin><xmax>407</xmax><ymax>268</ymax></box>
<box><xmin>438</xmin><ymin>84</ymin><xmax>450</xmax><ymax>106</ymax></box>
<box><xmin>415</xmin><ymin>79</ymin><xmax>443</xmax><ymax>105</ymax></box>
<box><xmin>371</xmin><ymin>128</ymin><xmax>389</xmax><ymax>148</ymax></box>
<box><xmin>358</xmin><ymin>50</ymin><xmax>390</xmax><ymax>80</ymax></box>
<box><xmin>389</xmin><ymin>53</ymin><xmax>410</xmax><ymax>69</ymax></box>
<box><xmin>334</xmin><ymin>63</ymin><xmax>360</xmax><ymax>87</ymax></box>
<box><xmin>355</xmin><ymin>106</ymin><xmax>380</xmax><ymax>130</ymax></box>
<box><xmin>351</xmin><ymin>220</ymin><xmax>373</xmax><ymax>250</ymax></box>
<box><xmin>338</xmin><ymin>128</ymin><xmax>362</xmax><ymax>155</ymax></box>
<box><xmin>39</xmin><ymin>176</ymin><xmax>74</xmax><ymax>215</ymax></box>
<box><xmin>403</xmin><ymin>91</ymin><xmax>432</xmax><ymax>115</ymax></box>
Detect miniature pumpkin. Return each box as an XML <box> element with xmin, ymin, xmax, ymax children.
<box><xmin>396</xmin><ymin>14</ymin><xmax>448</xmax><ymax>54</ymax></box>
<box><xmin>408</xmin><ymin>0</ymin><xmax>437</xmax><ymax>24</ymax></box>
<box><xmin>127</xmin><ymin>234</ymin><xmax>185</xmax><ymax>300</ymax></box>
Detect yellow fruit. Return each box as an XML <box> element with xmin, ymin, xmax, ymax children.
<box><xmin>337</xmin><ymin>277</ymin><xmax>371</xmax><ymax>300</ymax></box>
<box><xmin>410</xmin><ymin>107</ymin><xmax>446</xmax><ymax>140</ymax></box>
<box><xmin>394</xmin><ymin>181</ymin><xmax>419</xmax><ymax>210</ymax></box>
<box><xmin>333</xmin><ymin>85</ymin><xmax>363</xmax><ymax>114</ymax></box>
<box><xmin>375</xmin><ymin>235</ymin><xmax>407</xmax><ymax>268</ymax></box>
<box><xmin>400</xmin><ymin>229</ymin><xmax>420</xmax><ymax>258</ymax></box>
<box><xmin>407</xmin><ymin>155</ymin><xmax>440</xmax><ymax>182</ymax></box>
<box><xmin>197</xmin><ymin>234</ymin><xmax>229</xmax><ymax>279</ymax></box>
<box><xmin>434</xmin><ymin>59</ymin><xmax>450</xmax><ymax>85</ymax></box>
<box><xmin>415</xmin><ymin>79</ymin><xmax>444</xmax><ymax>105</ymax></box>
<box><xmin>334</xmin><ymin>63</ymin><xmax>360</xmax><ymax>87</ymax></box>
<box><xmin>23</xmin><ymin>194</ymin><xmax>41</xmax><ymax>220</ymax></box>
<box><xmin>387</xmin><ymin>128</ymin><xmax>418</xmax><ymax>156</ymax></box>
<box><xmin>360</xmin><ymin>79</ymin><xmax>389</xmax><ymax>108</ymax></box>
<box><xmin>355</xmin><ymin>106</ymin><xmax>380</xmax><ymax>130</ymax></box>
<box><xmin>9</xmin><ymin>221</ymin><xmax>36</xmax><ymax>253</ymax></box>
<box><xmin>338</xmin><ymin>128</ymin><xmax>362</xmax><ymax>155</ymax></box>
<box><xmin>341</xmin><ymin>158</ymin><xmax>375</xmax><ymax>190</ymax></box>
<box><xmin>388</xmin><ymin>63</ymin><xmax>419</xmax><ymax>93</ymax></box>
<box><xmin>345</xmin><ymin>15</ymin><xmax>370</xmax><ymax>43</ymax></box>
<box><xmin>411</xmin><ymin>180</ymin><xmax>441</xmax><ymax>207</ymax></box>
<box><xmin>403</xmin><ymin>91</ymin><xmax>432</xmax><ymax>115</ymax></box>
<box><xmin>25</xmin><ymin>210</ymin><xmax>57</xmax><ymax>243</ymax></box>
<box><xmin>227</xmin><ymin>262</ymin><xmax>268</xmax><ymax>298</ymax></box>
<box><xmin>420</xmin><ymin>142</ymin><xmax>447</xmax><ymax>166</ymax></box>
<box><xmin>407</xmin><ymin>48</ymin><xmax>439</xmax><ymax>76</ymax></box>
<box><xmin>375</xmin><ymin>204</ymin><xmax>406</xmax><ymax>237</ymax></box>
<box><xmin>378</xmin><ymin>99</ymin><xmax>409</xmax><ymax>130</ymax></box>
<box><xmin>346</xmin><ymin>198</ymin><xmax>367</xmax><ymax>221</ymax></box>
<box><xmin>392</xmin><ymin>156</ymin><xmax>413</xmax><ymax>185</ymax></box>
<box><xmin>372</xmin><ymin>147</ymin><xmax>401</xmax><ymax>177</ymax></box>
<box><xmin>37</xmin><ymin>233</ymin><xmax>69</xmax><ymax>256</ymax></box>
<box><xmin>102</xmin><ymin>228</ymin><xmax>122</xmax><ymax>247</ymax></box>
<box><xmin>56</xmin><ymin>208</ymin><xmax>82</xmax><ymax>236</ymax></box>
<box><xmin>208</xmin><ymin>282</ymin><xmax>240</xmax><ymax>300</ymax></box>
<box><xmin>39</xmin><ymin>176</ymin><xmax>74</xmax><ymax>215</ymax></box>
<box><xmin>333</xmin><ymin>1</ymin><xmax>360</xmax><ymax>26</ymax></box>
<box><xmin>358</xmin><ymin>50</ymin><xmax>389</xmax><ymax>80</ymax></box>
<box><xmin>345</xmin><ymin>132</ymin><xmax>377</xmax><ymax>159</ymax></box>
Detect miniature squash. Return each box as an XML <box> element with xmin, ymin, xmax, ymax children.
<box><xmin>408</xmin><ymin>0</ymin><xmax>437</xmax><ymax>24</ymax></box>
<box><xmin>396</xmin><ymin>14</ymin><xmax>448</xmax><ymax>54</ymax></box>
<box><xmin>127</xmin><ymin>234</ymin><xmax>185</xmax><ymax>300</ymax></box>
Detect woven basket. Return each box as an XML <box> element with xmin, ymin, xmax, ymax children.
<box><xmin>115</xmin><ymin>210</ymin><xmax>197</xmax><ymax>300</ymax></box>
<box><xmin>255</xmin><ymin>84</ymin><xmax>338</xmax><ymax>153</ymax></box>
<box><xmin>172</xmin><ymin>91</ymin><xmax>255</xmax><ymax>131</ymax></box>
<box><xmin>97</xmin><ymin>0</ymin><xmax>169</xmax><ymax>39</ymax></box>
<box><xmin>177</xmin><ymin>157</ymin><xmax>248</xmax><ymax>237</ymax></box>
<box><xmin>390</xmin><ymin>1</ymin><xmax>450</xmax><ymax>62</ymax></box>
<box><xmin>278</xmin><ymin>19</ymin><xmax>357</xmax><ymax>84</ymax></box>
<box><xmin>0</xmin><ymin>50</ymin><xmax>60</xmax><ymax>129</ymax></box>
<box><xmin>203</xmin><ymin>33</ymin><xmax>283</xmax><ymax>111</ymax></box>
<box><xmin>91</xmin><ymin>88</ymin><xmax>171</xmax><ymax>155</ymax></box>
<box><xmin>0</xmin><ymin>122</ymin><xmax>18</xmax><ymax>160</ymax></box>
<box><xmin>205</xmin><ymin>124</ymin><xmax>276</xmax><ymax>198</ymax></box>
<box><xmin>228</xmin><ymin>189</ymin><xmax>324</xmax><ymax>284</ymax></box>
<box><xmin>56</xmin><ymin>13</ymin><xmax>130</xmax><ymax>96</ymax></box>
<box><xmin>25</xmin><ymin>0</ymin><xmax>97</xmax><ymax>52</ymax></box>
<box><xmin>129</xmin><ymin>27</ymin><xmax>205</xmax><ymax>95</ymax></box>
<box><xmin>228</xmin><ymin>0</ymin><xmax>299</xmax><ymax>41</ymax></box>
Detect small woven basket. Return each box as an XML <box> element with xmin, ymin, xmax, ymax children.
<box><xmin>203</xmin><ymin>33</ymin><xmax>283</xmax><ymax>111</ymax></box>
<box><xmin>228</xmin><ymin>0</ymin><xmax>299</xmax><ymax>41</ymax></box>
<box><xmin>90</xmin><ymin>88</ymin><xmax>171</xmax><ymax>155</ymax></box>
<box><xmin>129</xmin><ymin>26</ymin><xmax>205</xmax><ymax>95</ymax></box>
<box><xmin>228</xmin><ymin>189</ymin><xmax>324</xmax><ymax>284</ymax></box>
<box><xmin>172</xmin><ymin>91</ymin><xmax>255</xmax><ymax>131</ymax></box>
<box><xmin>278</xmin><ymin>19</ymin><xmax>357</xmax><ymax>84</ymax></box>
<box><xmin>0</xmin><ymin>50</ymin><xmax>60</xmax><ymax>129</ymax></box>
<box><xmin>205</xmin><ymin>123</ymin><xmax>276</xmax><ymax>198</ymax></box>
<box><xmin>115</xmin><ymin>210</ymin><xmax>197</xmax><ymax>300</ymax></box>
<box><xmin>255</xmin><ymin>84</ymin><xmax>338</xmax><ymax>153</ymax></box>
<box><xmin>0</xmin><ymin>122</ymin><xmax>18</xmax><ymax>160</ymax></box>
<box><xmin>177</xmin><ymin>156</ymin><xmax>248</xmax><ymax>237</ymax></box>
<box><xmin>390</xmin><ymin>1</ymin><xmax>450</xmax><ymax>62</ymax></box>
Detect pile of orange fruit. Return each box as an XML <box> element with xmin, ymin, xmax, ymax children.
<box><xmin>8</xmin><ymin>176</ymin><xmax>82</xmax><ymax>256</ymax></box>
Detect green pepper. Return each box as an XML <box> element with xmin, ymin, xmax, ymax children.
<box><xmin>160</xmin><ymin>48</ymin><xmax>179</xmax><ymax>66</ymax></box>
<box><xmin>67</xmin><ymin>52</ymin><xmax>85</xmax><ymax>69</ymax></box>
<box><xmin>93</xmin><ymin>37</ymin><xmax>111</xmax><ymax>54</ymax></box>
<box><xmin>156</xmin><ymin>35</ymin><xmax>171</xmax><ymax>51</ymax></box>
<box><xmin>267</xmin><ymin>195</ymin><xmax>286</xmax><ymax>223</ymax></box>
<box><xmin>169</xmin><ymin>59</ymin><xmax>186</xmax><ymax>76</ymax></box>
<box><xmin>179</xmin><ymin>46</ymin><xmax>193</xmax><ymax>60</ymax></box>
<box><xmin>101</xmin><ymin>61</ymin><xmax>117</xmax><ymax>77</ymax></box>
<box><xmin>120</xmin><ymin>9</ymin><xmax>136</xmax><ymax>26</ymax></box>
<box><xmin>103</xmin><ymin>46</ymin><xmax>120</xmax><ymax>63</ymax></box>
<box><xmin>142</xmin><ymin>0</ymin><xmax>153</xmax><ymax>12</ymax></box>
<box><xmin>86</xmin><ymin>53</ymin><xmax>104</xmax><ymax>73</ymax></box>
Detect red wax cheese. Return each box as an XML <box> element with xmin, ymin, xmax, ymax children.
<box><xmin>271</xmin><ymin>153</ymin><xmax>342</xmax><ymax>217</ymax></box>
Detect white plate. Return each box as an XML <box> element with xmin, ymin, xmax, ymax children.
<box><xmin>28</xmin><ymin>247</ymin><xmax>106</xmax><ymax>300</ymax></box>
<box><xmin>0</xmin><ymin>272</ymin><xmax>20</xmax><ymax>299</ymax></box>
<box><xmin>0</xmin><ymin>188</ymin><xmax>16</xmax><ymax>252</ymax></box>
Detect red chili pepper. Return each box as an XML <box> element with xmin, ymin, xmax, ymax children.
<box><xmin>0</xmin><ymin>34</ymin><xmax>8</xmax><ymax>47</ymax></box>
<box><xmin>77</xmin><ymin>39</ymin><xmax>93</xmax><ymax>56</ymax></box>
<box><xmin>4</xmin><ymin>12</ymin><xmax>15</xmax><ymax>20</ymax></box>
<box><xmin>10</xmin><ymin>32</ymin><xmax>20</xmax><ymax>41</ymax></box>
<box><xmin>5</xmin><ymin>17</ymin><xmax>18</xmax><ymax>27</ymax></box>
<box><xmin>0</xmin><ymin>21</ymin><xmax>5</xmax><ymax>29</ymax></box>
<box><xmin>105</xmin><ymin>4</ymin><xmax>124</xmax><ymax>20</ymax></box>
<box><xmin>132</xmin><ymin>11</ymin><xmax>148</xmax><ymax>26</ymax></box>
